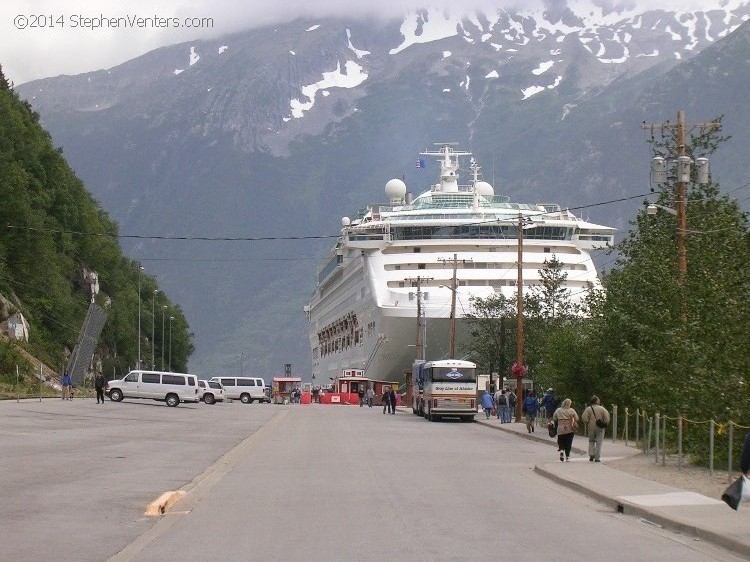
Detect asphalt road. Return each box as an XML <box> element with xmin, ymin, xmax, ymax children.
<box><xmin>0</xmin><ymin>399</ymin><xmax>742</xmax><ymax>561</ymax></box>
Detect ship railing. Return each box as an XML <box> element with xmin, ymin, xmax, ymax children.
<box><xmin>347</xmin><ymin>222</ymin><xmax>391</xmax><ymax>243</ymax></box>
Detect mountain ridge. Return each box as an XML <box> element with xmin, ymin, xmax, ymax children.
<box><xmin>13</xmin><ymin>4</ymin><xmax>750</xmax><ymax>377</ymax></box>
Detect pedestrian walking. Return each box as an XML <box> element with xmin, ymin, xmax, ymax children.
<box><xmin>61</xmin><ymin>371</ymin><xmax>72</xmax><ymax>400</ymax></box>
<box><xmin>366</xmin><ymin>387</ymin><xmax>374</xmax><ymax>408</ymax></box>
<box><xmin>497</xmin><ymin>390</ymin><xmax>509</xmax><ymax>423</ymax></box>
<box><xmin>358</xmin><ymin>387</ymin><xmax>365</xmax><ymax>407</ymax></box>
<box><xmin>522</xmin><ymin>390</ymin><xmax>539</xmax><ymax>432</ymax></box>
<box><xmin>742</xmin><ymin>432</ymin><xmax>750</xmax><ymax>476</ymax></box>
<box><xmin>540</xmin><ymin>388</ymin><xmax>556</xmax><ymax>420</ymax></box>
<box><xmin>388</xmin><ymin>388</ymin><xmax>397</xmax><ymax>414</ymax></box>
<box><xmin>95</xmin><ymin>373</ymin><xmax>105</xmax><ymax>404</ymax></box>
<box><xmin>507</xmin><ymin>389</ymin><xmax>516</xmax><ymax>422</ymax></box>
<box><xmin>493</xmin><ymin>387</ymin><xmax>503</xmax><ymax>420</ymax></box>
<box><xmin>481</xmin><ymin>390</ymin><xmax>494</xmax><ymax>419</ymax></box>
<box><xmin>552</xmin><ymin>398</ymin><xmax>579</xmax><ymax>462</ymax></box>
<box><xmin>581</xmin><ymin>395</ymin><xmax>610</xmax><ymax>462</ymax></box>
<box><xmin>382</xmin><ymin>389</ymin><xmax>390</xmax><ymax>414</ymax></box>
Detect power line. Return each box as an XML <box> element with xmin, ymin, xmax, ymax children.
<box><xmin>3</xmin><ymin>225</ymin><xmax>339</xmax><ymax>242</ymax></box>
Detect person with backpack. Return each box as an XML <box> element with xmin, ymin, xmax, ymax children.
<box><xmin>496</xmin><ymin>390</ymin><xmax>508</xmax><ymax>423</ymax></box>
<box><xmin>522</xmin><ymin>390</ymin><xmax>539</xmax><ymax>432</ymax></box>
<box><xmin>581</xmin><ymin>395</ymin><xmax>611</xmax><ymax>462</ymax></box>
<box><xmin>507</xmin><ymin>389</ymin><xmax>516</xmax><ymax>422</ymax></box>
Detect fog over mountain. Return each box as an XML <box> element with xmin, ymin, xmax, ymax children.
<box><xmin>13</xmin><ymin>2</ymin><xmax>750</xmax><ymax>378</ymax></box>
<box><xmin>2</xmin><ymin>0</ymin><xmax>738</xmax><ymax>84</ymax></box>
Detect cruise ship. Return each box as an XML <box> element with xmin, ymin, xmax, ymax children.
<box><xmin>305</xmin><ymin>144</ymin><xmax>615</xmax><ymax>386</ymax></box>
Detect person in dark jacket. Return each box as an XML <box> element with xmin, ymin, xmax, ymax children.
<box><xmin>522</xmin><ymin>390</ymin><xmax>539</xmax><ymax>433</ymax></box>
<box><xmin>540</xmin><ymin>388</ymin><xmax>556</xmax><ymax>420</ymax></box>
<box><xmin>95</xmin><ymin>374</ymin><xmax>105</xmax><ymax>404</ymax></box>
<box><xmin>382</xmin><ymin>389</ymin><xmax>390</xmax><ymax>414</ymax></box>
<box><xmin>741</xmin><ymin>432</ymin><xmax>750</xmax><ymax>476</ymax></box>
<box><xmin>61</xmin><ymin>371</ymin><xmax>72</xmax><ymax>400</ymax></box>
<box><xmin>388</xmin><ymin>388</ymin><xmax>397</xmax><ymax>414</ymax></box>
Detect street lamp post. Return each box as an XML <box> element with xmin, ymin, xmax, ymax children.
<box><xmin>152</xmin><ymin>289</ymin><xmax>158</xmax><ymax>369</ymax></box>
<box><xmin>137</xmin><ymin>264</ymin><xmax>144</xmax><ymax>369</ymax></box>
<box><xmin>238</xmin><ymin>351</ymin><xmax>244</xmax><ymax>377</ymax></box>
<box><xmin>161</xmin><ymin>305</ymin><xmax>167</xmax><ymax>370</ymax></box>
<box><xmin>169</xmin><ymin>316</ymin><xmax>174</xmax><ymax>371</ymax></box>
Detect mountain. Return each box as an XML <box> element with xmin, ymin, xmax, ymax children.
<box><xmin>13</xmin><ymin>2</ymin><xmax>750</xmax><ymax>379</ymax></box>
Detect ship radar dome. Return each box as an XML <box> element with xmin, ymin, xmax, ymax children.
<box><xmin>475</xmin><ymin>181</ymin><xmax>494</xmax><ymax>197</ymax></box>
<box><xmin>385</xmin><ymin>178</ymin><xmax>407</xmax><ymax>201</ymax></box>
<box><xmin>341</xmin><ymin>217</ymin><xmax>351</xmax><ymax>227</ymax></box>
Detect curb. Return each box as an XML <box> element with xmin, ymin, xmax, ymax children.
<box><xmin>533</xmin><ymin>465</ymin><xmax>750</xmax><ymax>559</ymax></box>
<box><xmin>144</xmin><ymin>490</ymin><xmax>185</xmax><ymax>516</ymax></box>
<box><xmin>475</xmin><ymin>418</ymin><xmax>587</xmax><ymax>455</ymax></box>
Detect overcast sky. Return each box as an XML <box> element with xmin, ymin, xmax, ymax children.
<box><xmin>0</xmin><ymin>0</ymin><xmax>733</xmax><ymax>85</ymax></box>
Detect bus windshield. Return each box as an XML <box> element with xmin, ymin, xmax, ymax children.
<box><xmin>429</xmin><ymin>367</ymin><xmax>476</xmax><ymax>383</ymax></box>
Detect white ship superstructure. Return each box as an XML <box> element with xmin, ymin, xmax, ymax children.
<box><xmin>305</xmin><ymin>144</ymin><xmax>615</xmax><ymax>385</ymax></box>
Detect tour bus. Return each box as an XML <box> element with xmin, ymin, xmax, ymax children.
<box><xmin>411</xmin><ymin>359</ymin><xmax>477</xmax><ymax>422</ymax></box>
<box><xmin>106</xmin><ymin>370</ymin><xmax>199</xmax><ymax>406</ymax></box>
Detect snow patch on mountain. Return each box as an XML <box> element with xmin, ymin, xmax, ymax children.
<box><xmin>522</xmin><ymin>75</ymin><xmax>563</xmax><ymax>100</ymax></box>
<box><xmin>189</xmin><ymin>47</ymin><xmax>200</xmax><ymax>67</ymax></box>
<box><xmin>289</xmin><ymin>61</ymin><xmax>368</xmax><ymax>119</ymax></box>
<box><xmin>347</xmin><ymin>29</ymin><xmax>370</xmax><ymax>59</ymax></box>
<box><xmin>306</xmin><ymin>25</ymin><xmax>320</xmax><ymax>32</ymax></box>
<box><xmin>218</xmin><ymin>46</ymin><xmax>228</xmax><ymax>54</ymax></box>
<box><xmin>532</xmin><ymin>61</ymin><xmax>554</xmax><ymax>75</ymax></box>
<box><xmin>390</xmin><ymin>9</ymin><xmax>461</xmax><ymax>55</ymax></box>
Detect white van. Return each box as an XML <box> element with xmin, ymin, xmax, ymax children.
<box><xmin>210</xmin><ymin>376</ymin><xmax>266</xmax><ymax>404</ymax></box>
<box><xmin>107</xmin><ymin>370</ymin><xmax>199</xmax><ymax>407</ymax></box>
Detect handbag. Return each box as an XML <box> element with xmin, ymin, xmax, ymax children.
<box><xmin>547</xmin><ymin>420</ymin><xmax>557</xmax><ymax>438</ymax></box>
<box><xmin>592</xmin><ymin>406</ymin><xmax>608</xmax><ymax>429</ymax></box>
<box><xmin>722</xmin><ymin>476</ymin><xmax>743</xmax><ymax>510</ymax></box>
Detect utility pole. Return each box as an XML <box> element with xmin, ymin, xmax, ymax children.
<box><xmin>643</xmin><ymin>110</ymin><xmax>717</xmax><ymax>319</ymax></box>
<box><xmin>438</xmin><ymin>254</ymin><xmax>471</xmax><ymax>359</ymax></box>
<box><xmin>515</xmin><ymin>213</ymin><xmax>525</xmax><ymax>423</ymax></box>
<box><xmin>450</xmin><ymin>254</ymin><xmax>458</xmax><ymax>359</ymax></box>
<box><xmin>408</xmin><ymin>276</ymin><xmax>433</xmax><ymax>360</ymax></box>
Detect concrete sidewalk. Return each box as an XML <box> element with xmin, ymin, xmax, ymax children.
<box><xmin>475</xmin><ymin>415</ymin><xmax>750</xmax><ymax>559</ymax></box>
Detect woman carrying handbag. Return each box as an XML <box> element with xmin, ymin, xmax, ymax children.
<box><xmin>552</xmin><ymin>398</ymin><xmax>579</xmax><ymax>462</ymax></box>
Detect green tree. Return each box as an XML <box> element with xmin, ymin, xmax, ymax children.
<box><xmin>600</xmin><ymin>117</ymin><xmax>750</xmax><ymax>420</ymax></box>
<box><xmin>0</xmin><ymin>66</ymin><xmax>194</xmax><ymax>376</ymax></box>
<box><xmin>464</xmin><ymin>293</ymin><xmax>515</xmax><ymax>390</ymax></box>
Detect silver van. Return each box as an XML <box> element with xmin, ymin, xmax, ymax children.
<box><xmin>210</xmin><ymin>376</ymin><xmax>266</xmax><ymax>403</ymax></box>
<box><xmin>107</xmin><ymin>370</ymin><xmax>199</xmax><ymax>406</ymax></box>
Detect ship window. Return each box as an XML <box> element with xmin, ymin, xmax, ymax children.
<box><xmin>399</xmin><ymin>282</ymin><xmax>405</xmax><ymax>288</ymax></box>
<box><xmin>414</xmin><ymin>247</ymin><xmax>421</xmax><ymax>253</ymax></box>
<box><xmin>544</xmin><ymin>247</ymin><xmax>551</xmax><ymax>253</ymax></box>
<box><xmin>418</xmin><ymin>264</ymin><xmax>425</xmax><ymax>270</ymax></box>
<box><xmin>395</xmin><ymin>265</ymin><xmax>401</xmax><ymax>270</ymax></box>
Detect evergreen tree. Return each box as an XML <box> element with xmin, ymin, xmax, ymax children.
<box><xmin>600</xmin><ymin>118</ymin><xmax>750</xmax><ymax>420</ymax></box>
